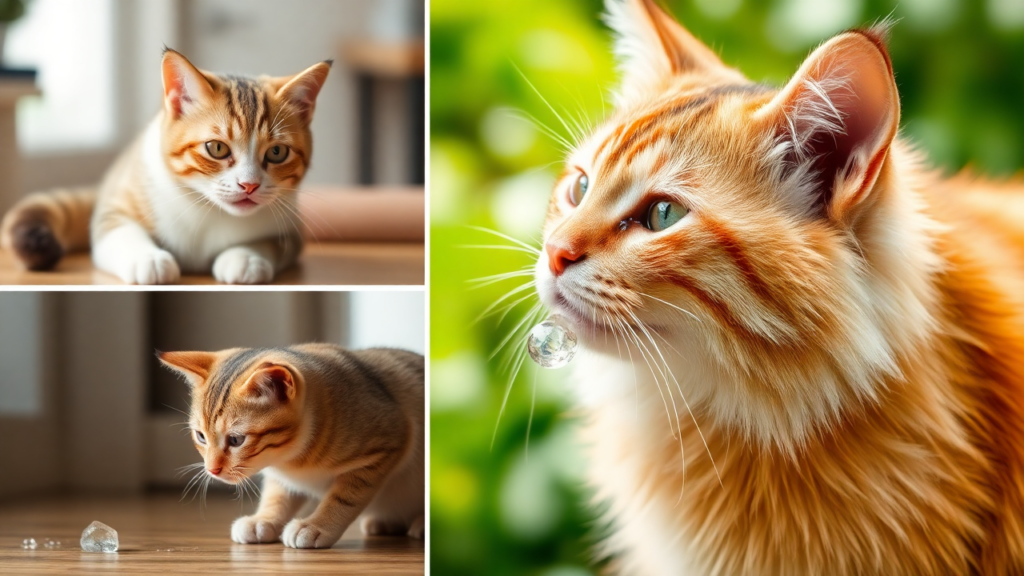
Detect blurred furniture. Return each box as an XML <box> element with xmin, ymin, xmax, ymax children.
<box><xmin>0</xmin><ymin>73</ymin><xmax>39</xmax><ymax>216</ymax></box>
<box><xmin>341</xmin><ymin>40</ymin><xmax>424</xmax><ymax>185</ymax></box>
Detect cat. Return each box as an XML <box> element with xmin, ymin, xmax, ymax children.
<box><xmin>531</xmin><ymin>0</ymin><xmax>1024</xmax><ymax>574</ymax></box>
<box><xmin>0</xmin><ymin>49</ymin><xmax>330</xmax><ymax>284</ymax></box>
<box><xmin>160</xmin><ymin>343</ymin><xmax>425</xmax><ymax>548</ymax></box>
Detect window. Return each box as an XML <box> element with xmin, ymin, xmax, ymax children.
<box><xmin>5</xmin><ymin>0</ymin><xmax>115</xmax><ymax>152</ymax></box>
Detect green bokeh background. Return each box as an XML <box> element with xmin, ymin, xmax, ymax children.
<box><xmin>430</xmin><ymin>1</ymin><xmax>1024</xmax><ymax>573</ymax></box>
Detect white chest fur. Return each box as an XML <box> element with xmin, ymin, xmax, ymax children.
<box><xmin>260</xmin><ymin>467</ymin><xmax>336</xmax><ymax>498</ymax></box>
<box><xmin>140</xmin><ymin>120</ymin><xmax>300</xmax><ymax>272</ymax></box>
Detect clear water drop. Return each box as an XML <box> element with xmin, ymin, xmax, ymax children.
<box><xmin>527</xmin><ymin>314</ymin><xmax>578</xmax><ymax>368</ymax></box>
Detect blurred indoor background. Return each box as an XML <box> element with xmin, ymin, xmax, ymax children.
<box><xmin>429</xmin><ymin>0</ymin><xmax>1024</xmax><ymax>574</ymax></box>
<box><xmin>0</xmin><ymin>290</ymin><xmax>425</xmax><ymax>498</ymax></box>
<box><xmin>0</xmin><ymin>0</ymin><xmax>425</xmax><ymax>220</ymax></box>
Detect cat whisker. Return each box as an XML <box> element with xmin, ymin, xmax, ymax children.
<box><xmin>466</xmin><ymin>226</ymin><xmax>543</xmax><ymax>254</ymax></box>
<box><xmin>490</xmin><ymin>302</ymin><xmax>546</xmax><ymax>450</ymax></box>
<box><xmin>474</xmin><ymin>281</ymin><xmax>536</xmax><ymax>324</ymax></box>
<box><xmin>513</xmin><ymin>63</ymin><xmax>584</xmax><ymax>149</ymax></box>
<box><xmin>637</xmin><ymin>292</ymin><xmax>702</xmax><ymax>324</ymax></box>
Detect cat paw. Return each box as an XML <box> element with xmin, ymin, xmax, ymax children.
<box><xmin>119</xmin><ymin>249</ymin><xmax>181</xmax><ymax>285</ymax></box>
<box><xmin>408</xmin><ymin>515</ymin><xmax>425</xmax><ymax>539</ymax></box>
<box><xmin>213</xmin><ymin>248</ymin><xmax>274</xmax><ymax>284</ymax></box>
<box><xmin>231</xmin><ymin>515</ymin><xmax>282</xmax><ymax>544</ymax></box>
<box><xmin>282</xmin><ymin>518</ymin><xmax>343</xmax><ymax>549</ymax></box>
<box><xmin>360</xmin><ymin>516</ymin><xmax>410</xmax><ymax>537</ymax></box>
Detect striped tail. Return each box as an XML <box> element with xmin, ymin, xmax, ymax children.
<box><xmin>0</xmin><ymin>188</ymin><xmax>95</xmax><ymax>271</ymax></box>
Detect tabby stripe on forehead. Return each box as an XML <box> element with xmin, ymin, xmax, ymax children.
<box><xmin>602</xmin><ymin>85</ymin><xmax>770</xmax><ymax>168</ymax></box>
<box><xmin>204</xmin><ymin>348</ymin><xmax>268</xmax><ymax>420</ymax></box>
<box><xmin>233</xmin><ymin>78</ymin><xmax>260</xmax><ymax>132</ymax></box>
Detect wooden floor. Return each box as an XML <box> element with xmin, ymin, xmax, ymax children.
<box><xmin>0</xmin><ymin>493</ymin><xmax>423</xmax><ymax>574</ymax></box>
<box><xmin>0</xmin><ymin>242</ymin><xmax>424</xmax><ymax>286</ymax></box>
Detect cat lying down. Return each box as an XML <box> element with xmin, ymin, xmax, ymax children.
<box><xmin>0</xmin><ymin>49</ymin><xmax>330</xmax><ymax>284</ymax></box>
<box><xmin>160</xmin><ymin>344</ymin><xmax>425</xmax><ymax>547</ymax></box>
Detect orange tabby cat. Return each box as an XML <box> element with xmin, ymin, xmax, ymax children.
<box><xmin>161</xmin><ymin>344</ymin><xmax>424</xmax><ymax>548</ymax></box>
<box><xmin>534</xmin><ymin>1</ymin><xmax>1024</xmax><ymax>573</ymax></box>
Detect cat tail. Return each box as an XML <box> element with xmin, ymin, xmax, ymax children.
<box><xmin>0</xmin><ymin>187</ymin><xmax>95</xmax><ymax>271</ymax></box>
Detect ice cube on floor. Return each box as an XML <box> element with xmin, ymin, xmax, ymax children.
<box><xmin>80</xmin><ymin>520</ymin><xmax>118</xmax><ymax>553</ymax></box>
<box><xmin>22</xmin><ymin>538</ymin><xmax>36</xmax><ymax>550</ymax></box>
<box><xmin>527</xmin><ymin>314</ymin><xmax>578</xmax><ymax>369</ymax></box>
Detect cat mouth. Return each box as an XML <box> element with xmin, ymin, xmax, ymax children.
<box><xmin>231</xmin><ymin>198</ymin><xmax>259</xmax><ymax>209</ymax></box>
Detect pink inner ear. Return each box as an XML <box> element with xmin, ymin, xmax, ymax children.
<box><xmin>249</xmin><ymin>366</ymin><xmax>295</xmax><ymax>403</ymax></box>
<box><xmin>773</xmin><ymin>32</ymin><xmax>899</xmax><ymax>218</ymax></box>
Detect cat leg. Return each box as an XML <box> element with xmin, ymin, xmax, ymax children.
<box><xmin>92</xmin><ymin>222</ymin><xmax>181</xmax><ymax>285</ymax></box>
<box><xmin>360</xmin><ymin>447</ymin><xmax>425</xmax><ymax>538</ymax></box>
<box><xmin>212</xmin><ymin>235</ymin><xmax>301</xmax><ymax>285</ymax></box>
<box><xmin>231</xmin><ymin>475</ymin><xmax>307</xmax><ymax>544</ymax></box>
<box><xmin>282</xmin><ymin>459</ymin><xmax>398</xmax><ymax>549</ymax></box>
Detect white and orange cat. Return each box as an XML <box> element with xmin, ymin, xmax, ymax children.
<box><xmin>0</xmin><ymin>49</ymin><xmax>330</xmax><ymax>284</ymax></box>
<box><xmin>534</xmin><ymin>0</ymin><xmax>1024</xmax><ymax>574</ymax></box>
<box><xmin>161</xmin><ymin>344</ymin><xmax>425</xmax><ymax>548</ymax></box>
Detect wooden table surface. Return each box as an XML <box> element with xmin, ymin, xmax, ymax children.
<box><xmin>0</xmin><ymin>493</ymin><xmax>424</xmax><ymax>574</ymax></box>
<box><xmin>0</xmin><ymin>242</ymin><xmax>424</xmax><ymax>286</ymax></box>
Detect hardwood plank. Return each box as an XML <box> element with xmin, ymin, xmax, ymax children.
<box><xmin>0</xmin><ymin>494</ymin><xmax>423</xmax><ymax>574</ymax></box>
<box><xmin>0</xmin><ymin>242</ymin><xmax>424</xmax><ymax>286</ymax></box>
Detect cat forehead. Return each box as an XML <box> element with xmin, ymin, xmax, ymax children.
<box><xmin>576</xmin><ymin>83</ymin><xmax>774</xmax><ymax>171</ymax></box>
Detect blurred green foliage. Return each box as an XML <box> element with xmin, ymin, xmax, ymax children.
<box><xmin>430</xmin><ymin>0</ymin><xmax>1024</xmax><ymax>573</ymax></box>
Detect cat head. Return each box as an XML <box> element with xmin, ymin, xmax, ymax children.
<box><xmin>160</xmin><ymin>348</ymin><xmax>305</xmax><ymax>484</ymax></box>
<box><xmin>160</xmin><ymin>49</ymin><xmax>331</xmax><ymax>217</ymax></box>
<box><xmin>536</xmin><ymin>0</ymin><xmax>937</xmax><ymax>446</ymax></box>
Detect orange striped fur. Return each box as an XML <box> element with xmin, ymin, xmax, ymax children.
<box><xmin>0</xmin><ymin>49</ymin><xmax>329</xmax><ymax>284</ymax></box>
<box><xmin>160</xmin><ymin>344</ymin><xmax>424</xmax><ymax>548</ymax></box>
<box><xmin>534</xmin><ymin>1</ymin><xmax>1024</xmax><ymax>573</ymax></box>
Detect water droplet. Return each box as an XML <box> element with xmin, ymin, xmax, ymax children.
<box><xmin>527</xmin><ymin>314</ymin><xmax>578</xmax><ymax>368</ymax></box>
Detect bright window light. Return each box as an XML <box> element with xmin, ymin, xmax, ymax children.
<box><xmin>5</xmin><ymin>0</ymin><xmax>116</xmax><ymax>152</ymax></box>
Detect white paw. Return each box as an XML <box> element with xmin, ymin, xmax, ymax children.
<box><xmin>282</xmin><ymin>518</ymin><xmax>342</xmax><ymax>549</ymax></box>
<box><xmin>119</xmin><ymin>249</ymin><xmax>180</xmax><ymax>285</ymax></box>
<box><xmin>231</xmin><ymin>515</ymin><xmax>282</xmax><ymax>544</ymax></box>
<box><xmin>213</xmin><ymin>248</ymin><xmax>274</xmax><ymax>284</ymax></box>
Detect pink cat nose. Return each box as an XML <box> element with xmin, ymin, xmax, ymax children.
<box><xmin>546</xmin><ymin>242</ymin><xmax>584</xmax><ymax>276</ymax></box>
<box><xmin>238</xmin><ymin>181</ymin><xmax>260</xmax><ymax>195</ymax></box>
<box><xmin>208</xmin><ymin>467</ymin><xmax>222</xmax><ymax>476</ymax></box>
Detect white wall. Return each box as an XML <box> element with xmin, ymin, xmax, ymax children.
<box><xmin>348</xmin><ymin>291</ymin><xmax>425</xmax><ymax>354</ymax></box>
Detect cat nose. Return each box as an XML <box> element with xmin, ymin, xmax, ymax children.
<box><xmin>546</xmin><ymin>242</ymin><xmax>584</xmax><ymax>276</ymax></box>
<box><xmin>208</xmin><ymin>467</ymin><xmax>222</xmax><ymax>476</ymax></box>
<box><xmin>238</xmin><ymin>181</ymin><xmax>260</xmax><ymax>195</ymax></box>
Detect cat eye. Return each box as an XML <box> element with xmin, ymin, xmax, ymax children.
<box><xmin>227</xmin><ymin>434</ymin><xmax>246</xmax><ymax>448</ymax></box>
<box><xmin>647</xmin><ymin>201</ymin><xmax>689</xmax><ymax>232</ymax></box>
<box><xmin>206</xmin><ymin>140</ymin><xmax>231</xmax><ymax>160</ymax></box>
<box><xmin>568</xmin><ymin>172</ymin><xmax>589</xmax><ymax>206</ymax></box>
<box><xmin>265</xmin><ymin>144</ymin><xmax>289</xmax><ymax>164</ymax></box>
<box><xmin>195</xmin><ymin>430</ymin><xmax>207</xmax><ymax>445</ymax></box>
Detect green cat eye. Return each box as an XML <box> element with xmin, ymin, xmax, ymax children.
<box><xmin>569</xmin><ymin>172</ymin><xmax>589</xmax><ymax>205</ymax></box>
<box><xmin>265</xmin><ymin>144</ymin><xmax>289</xmax><ymax>164</ymax></box>
<box><xmin>647</xmin><ymin>201</ymin><xmax>689</xmax><ymax>232</ymax></box>
<box><xmin>206</xmin><ymin>140</ymin><xmax>231</xmax><ymax>160</ymax></box>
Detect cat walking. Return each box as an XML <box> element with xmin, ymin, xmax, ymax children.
<box><xmin>161</xmin><ymin>344</ymin><xmax>425</xmax><ymax>548</ymax></box>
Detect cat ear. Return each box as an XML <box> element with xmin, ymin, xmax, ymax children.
<box><xmin>239</xmin><ymin>363</ymin><xmax>298</xmax><ymax>404</ymax></box>
<box><xmin>604</xmin><ymin>0</ymin><xmax>738</xmax><ymax>103</ymax></box>
<box><xmin>756</xmin><ymin>28</ymin><xmax>900</xmax><ymax>224</ymax></box>
<box><xmin>161</xmin><ymin>48</ymin><xmax>215</xmax><ymax>120</ymax></box>
<box><xmin>274</xmin><ymin>60</ymin><xmax>332</xmax><ymax>124</ymax></box>
<box><xmin>159</xmin><ymin>350</ymin><xmax>216</xmax><ymax>387</ymax></box>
